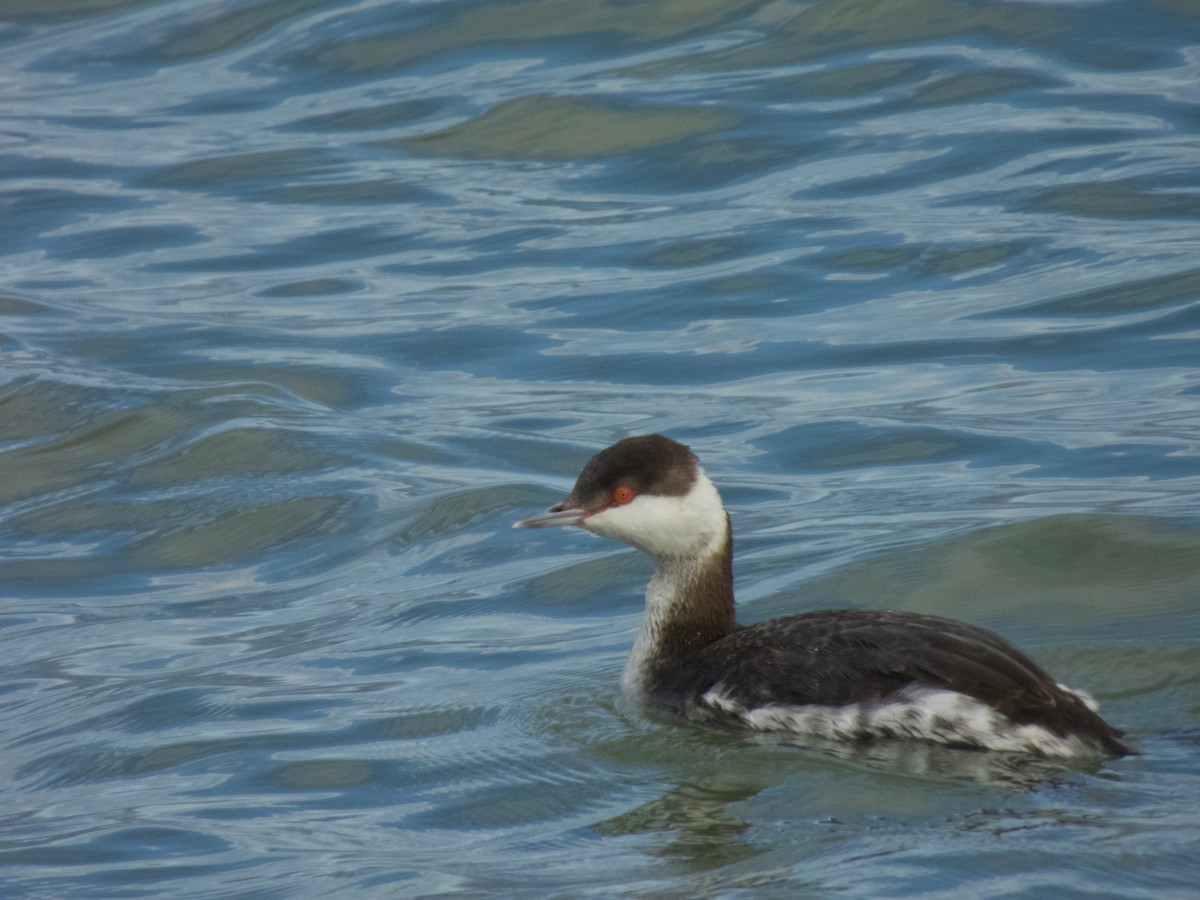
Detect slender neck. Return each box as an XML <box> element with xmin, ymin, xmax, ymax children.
<box><xmin>621</xmin><ymin>516</ymin><xmax>738</xmax><ymax>694</ymax></box>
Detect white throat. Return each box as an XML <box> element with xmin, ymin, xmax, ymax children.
<box><xmin>614</xmin><ymin>475</ymin><xmax>734</xmax><ymax>696</ymax></box>
<box><xmin>609</xmin><ymin>471</ymin><xmax>731</xmax><ymax>696</ymax></box>
<box><xmin>621</xmin><ymin>552</ymin><xmax>720</xmax><ymax>695</ymax></box>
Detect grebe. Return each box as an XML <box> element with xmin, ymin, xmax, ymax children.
<box><xmin>514</xmin><ymin>434</ymin><xmax>1130</xmax><ymax>758</ymax></box>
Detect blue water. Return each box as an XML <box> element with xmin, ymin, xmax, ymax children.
<box><xmin>2</xmin><ymin>0</ymin><xmax>1200</xmax><ymax>895</ymax></box>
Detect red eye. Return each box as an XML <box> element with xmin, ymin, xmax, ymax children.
<box><xmin>612</xmin><ymin>486</ymin><xmax>636</xmax><ymax>505</ymax></box>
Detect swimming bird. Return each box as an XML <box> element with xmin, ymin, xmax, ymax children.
<box><xmin>514</xmin><ymin>434</ymin><xmax>1130</xmax><ymax>757</ymax></box>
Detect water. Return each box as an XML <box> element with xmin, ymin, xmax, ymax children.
<box><xmin>2</xmin><ymin>0</ymin><xmax>1199</xmax><ymax>895</ymax></box>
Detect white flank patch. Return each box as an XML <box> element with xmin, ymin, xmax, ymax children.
<box><xmin>1059</xmin><ymin>683</ymin><xmax>1100</xmax><ymax>712</ymax></box>
<box><xmin>700</xmin><ymin>684</ymin><xmax>1105</xmax><ymax>757</ymax></box>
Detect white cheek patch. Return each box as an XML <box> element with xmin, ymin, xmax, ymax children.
<box><xmin>584</xmin><ymin>469</ymin><xmax>726</xmax><ymax>558</ymax></box>
<box><xmin>700</xmin><ymin>684</ymin><xmax>1105</xmax><ymax>757</ymax></box>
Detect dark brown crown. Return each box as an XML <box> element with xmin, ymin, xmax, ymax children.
<box><xmin>565</xmin><ymin>434</ymin><xmax>698</xmax><ymax>509</ymax></box>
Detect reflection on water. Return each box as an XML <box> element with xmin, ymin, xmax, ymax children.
<box><xmin>2</xmin><ymin>0</ymin><xmax>1200</xmax><ymax>895</ymax></box>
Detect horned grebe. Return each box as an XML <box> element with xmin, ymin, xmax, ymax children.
<box><xmin>514</xmin><ymin>434</ymin><xmax>1130</xmax><ymax>758</ymax></box>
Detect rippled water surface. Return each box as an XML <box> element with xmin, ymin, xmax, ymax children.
<box><xmin>3</xmin><ymin>0</ymin><xmax>1200</xmax><ymax>895</ymax></box>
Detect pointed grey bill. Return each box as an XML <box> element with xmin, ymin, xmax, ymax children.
<box><xmin>513</xmin><ymin>505</ymin><xmax>586</xmax><ymax>528</ymax></box>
